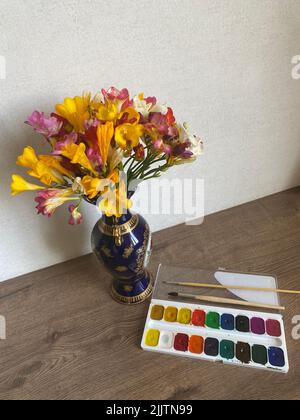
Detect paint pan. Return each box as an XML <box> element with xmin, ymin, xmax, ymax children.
<box><xmin>142</xmin><ymin>299</ymin><xmax>289</xmax><ymax>373</ymax></box>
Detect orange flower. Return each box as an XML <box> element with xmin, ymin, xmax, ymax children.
<box><xmin>97</xmin><ymin>122</ymin><xmax>114</xmax><ymax>168</ymax></box>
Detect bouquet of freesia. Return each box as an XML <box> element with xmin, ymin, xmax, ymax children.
<box><xmin>11</xmin><ymin>87</ymin><xmax>203</xmax><ymax>224</ymax></box>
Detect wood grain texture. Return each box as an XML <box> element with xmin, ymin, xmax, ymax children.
<box><xmin>0</xmin><ymin>188</ymin><xmax>300</xmax><ymax>400</ymax></box>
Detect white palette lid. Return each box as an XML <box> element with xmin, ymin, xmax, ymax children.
<box><xmin>214</xmin><ymin>270</ymin><xmax>279</xmax><ymax>306</ymax></box>
<box><xmin>153</xmin><ymin>264</ymin><xmax>281</xmax><ymax>312</ymax></box>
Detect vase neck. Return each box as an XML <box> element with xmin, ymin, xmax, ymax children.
<box><xmin>102</xmin><ymin>210</ymin><xmax>133</xmax><ymax>226</ymax></box>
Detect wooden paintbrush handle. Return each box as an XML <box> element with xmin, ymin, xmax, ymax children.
<box><xmin>165</xmin><ymin>281</ymin><xmax>300</xmax><ymax>295</ymax></box>
<box><xmin>194</xmin><ymin>294</ymin><xmax>285</xmax><ymax>311</ymax></box>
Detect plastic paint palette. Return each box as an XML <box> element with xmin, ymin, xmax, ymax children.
<box><xmin>141</xmin><ymin>299</ymin><xmax>289</xmax><ymax>373</ymax></box>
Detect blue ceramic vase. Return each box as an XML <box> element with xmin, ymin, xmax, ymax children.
<box><xmin>91</xmin><ymin>210</ymin><xmax>153</xmax><ymax>304</ymax></box>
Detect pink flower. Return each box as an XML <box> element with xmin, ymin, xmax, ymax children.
<box><xmin>145</xmin><ymin>96</ymin><xmax>157</xmax><ymax>106</ymax></box>
<box><xmin>84</xmin><ymin>119</ymin><xmax>102</xmax><ymax>130</ymax></box>
<box><xmin>153</xmin><ymin>139</ymin><xmax>172</xmax><ymax>155</ymax></box>
<box><xmin>35</xmin><ymin>189</ymin><xmax>73</xmax><ymax>217</ymax></box>
<box><xmin>148</xmin><ymin>113</ymin><xmax>170</xmax><ymax>136</ymax></box>
<box><xmin>87</xmin><ymin>147</ymin><xmax>102</xmax><ymax>168</ymax></box>
<box><xmin>101</xmin><ymin>87</ymin><xmax>129</xmax><ymax>101</ymax></box>
<box><xmin>26</xmin><ymin>111</ymin><xmax>63</xmax><ymax>138</ymax></box>
<box><xmin>68</xmin><ymin>205</ymin><xmax>83</xmax><ymax>225</ymax></box>
<box><xmin>167</xmin><ymin>126</ymin><xmax>179</xmax><ymax>138</ymax></box>
<box><xmin>153</xmin><ymin>139</ymin><xmax>164</xmax><ymax>151</ymax></box>
<box><xmin>52</xmin><ymin>132</ymin><xmax>78</xmax><ymax>155</ymax></box>
<box><xmin>163</xmin><ymin>144</ymin><xmax>172</xmax><ymax>155</ymax></box>
<box><xmin>172</xmin><ymin>142</ymin><xmax>193</xmax><ymax>159</ymax></box>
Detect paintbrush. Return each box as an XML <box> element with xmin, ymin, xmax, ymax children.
<box><xmin>163</xmin><ymin>281</ymin><xmax>300</xmax><ymax>295</ymax></box>
<box><xmin>168</xmin><ymin>292</ymin><xmax>285</xmax><ymax>311</ymax></box>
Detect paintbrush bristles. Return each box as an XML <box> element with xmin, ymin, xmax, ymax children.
<box><xmin>168</xmin><ymin>292</ymin><xmax>179</xmax><ymax>297</ymax></box>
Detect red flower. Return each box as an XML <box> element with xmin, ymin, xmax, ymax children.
<box><xmin>68</xmin><ymin>205</ymin><xmax>83</xmax><ymax>225</ymax></box>
<box><xmin>35</xmin><ymin>189</ymin><xmax>74</xmax><ymax>217</ymax></box>
<box><xmin>134</xmin><ymin>144</ymin><xmax>145</xmax><ymax>161</ymax></box>
<box><xmin>166</xmin><ymin>108</ymin><xmax>176</xmax><ymax>125</ymax></box>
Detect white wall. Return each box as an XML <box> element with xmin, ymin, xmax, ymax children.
<box><xmin>1</xmin><ymin>0</ymin><xmax>300</xmax><ymax>282</ymax></box>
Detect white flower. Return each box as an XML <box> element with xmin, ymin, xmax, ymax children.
<box><xmin>188</xmin><ymin>135</ymin><xmax>203</xmax><ymax>157</ymax></box>
<box><xmin>132</xmin><ymin>93</ymin><xmax>169</xmax><ymax>117</ymax></box>
<box><xmin>180</xmin><ymin>123</ymin><xmax>203</xmax><ymax>157</ymax></box>
<box><xmin>108</xmin><ymin>147</ymin><xmax>124</xmax><ymax>172</ymax></box>
<box><xmin>132</xmin><ymin>95</ymin><xmax>153</xmax><ymax>118</ymax></box>
<box><xmin>72</xmin><ymin>177</ymin><xmax>85</xmax><ymax>194</ymax></box>
<box><xmin>177</xmin><ymin>124</ymin><xmax>188</xmax><ymax>143</ymax></box>
<box><xmin>150</xmin><ymin>102</ymin><xmax>168</xmax><ymax>115</ymax></box>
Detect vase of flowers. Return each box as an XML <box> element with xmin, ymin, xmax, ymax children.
<box><xmin>11</xmin><ymin>86</ymin><xmax>202</xmax><ymax>304</ymax></box>
<box><xmin>92</xmin><ymin>208</ymin><xmax>153</xmax><ymax>304</ymax></box>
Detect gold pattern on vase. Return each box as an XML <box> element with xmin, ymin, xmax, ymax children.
<box><xmin>111</xmin><ymin>276</ymin><xmax>154</xmax><ymax>305</ymax></box>
<box><xmin>123</xmin><ymin>245</ymin><xmax>135</xmax><ymax>259</ymax></box>
<box><xmin>115</xmin><ymin>266</ymin><xmax>129</xmax><ymax>273</ymax></box>
<box><xmin>123</xmin><ymin>285</ymin><xmax>134</xmax><ymax>293</ymax></box>
<box><xmin>100</xmin><ymin>245</ymin><xmax>113</xmax><ymax>258</ymax></box>
<box><xmin>98</xmin><ymin>214</ymin><xmax>139</xmax><ymax>237</ymax></box>
<box><xmin>135</xmin><ymin>226</ymin><xmax>150</xmax><ymax>275</ymax></box>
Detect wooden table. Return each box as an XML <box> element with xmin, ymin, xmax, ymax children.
<box><xmin>0</xmin><ymin>188</ymin><xmax>300</xmax><ymax>400</ymax></box>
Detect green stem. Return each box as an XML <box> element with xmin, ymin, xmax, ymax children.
<box><xmin>142</xmin><ymin>173</ymin><xmax>162</xmax><ymax>181</ymax></box>
<box><xmin>123</xmin><ymin>154</ymin><xmax>135</xmax><ymax>170</ymax></box>
<box><xmin>126</xmin><ymin>149</ymin><xmax>154</xmax><ymax>181</ymax></box>
<box><xmin>133</xmin><ymin>157</ymin><xmax>167</xmax><ymax>179</ymax></box>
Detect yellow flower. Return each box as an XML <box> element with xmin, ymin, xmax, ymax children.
<box><xmin>115</xmin><ymin>124</ymin><xmax>144</xmax><ymax>150</ymax></box>
<box><xmin>82</xmin><ymin>170</ymin><xmax>119</xmax><ymax>200</ymax></box>
<box><xmin>17</xmin><ymin>146</ymin><xmax>38</xmax><ymax>168</ymax></box>
<box><xmin>28</xmin><ymin>161</ymin><xmax>65</xmax><ymax>185</ymax></box>
<box><xmin>96</xmin><ymin>102</ymin><xmax>118</xmax><ymax>122</ymax></box>
<box><xmin>99</xmin><ymin>181</ymin><xmax>132</xmax><ymax>218</ymax></box>
<box><xmin>118</xmin><ymin>107</ymin><xmax>140</xmax><ymax>125</ymax></box>
<box><xmin>55</xmin><ymin>93</ymin><xmax>91</xmax><ymax>132</ymax></box>
<box><xmin>39</xmin><ymin>155</ymin><xmax>74</xmax><ymax>179</ymax></box>
<box><xmin>108</xmin><ymin>169</ymin><xmax>120</xmax><ymax>185</ymax></box>
<box><xmin>11</xmin><ymin>175</ymin><xmax>45</xmax><ymax>196</ymax></box>
<box><xmin>82</xmin><ymin>176</ymin><xmax>103</xmax><ymax>199</ymax></box>
<box><xmin>61</xmin><ymin>143</ymin><xmax>97</xmax><ymax>175</ymax></box>
<box><xmin>90</xmin><ymin>93</ymin><xmax>103</xmax><ymax>112</ymax></box>
<box><xmin>17</xmin><ymin>146</ymin><xmax>68</xmax><ymax>186</ymax></box>
<box><xmin>97</xmin><ymin>122</ymin><xmax>114</xmax><ymax>168</ymax></box>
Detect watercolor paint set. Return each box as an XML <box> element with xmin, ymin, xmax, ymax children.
<box><xmin>141</xmin><ymin>265</ymin><xmax>289</xmax><ymax>373</ymax></box>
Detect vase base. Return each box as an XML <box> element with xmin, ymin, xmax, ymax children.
<box><xmin>110</xmin><ymin>273</ymin><xmax>154</xmax><ymax>305</ymax></box>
